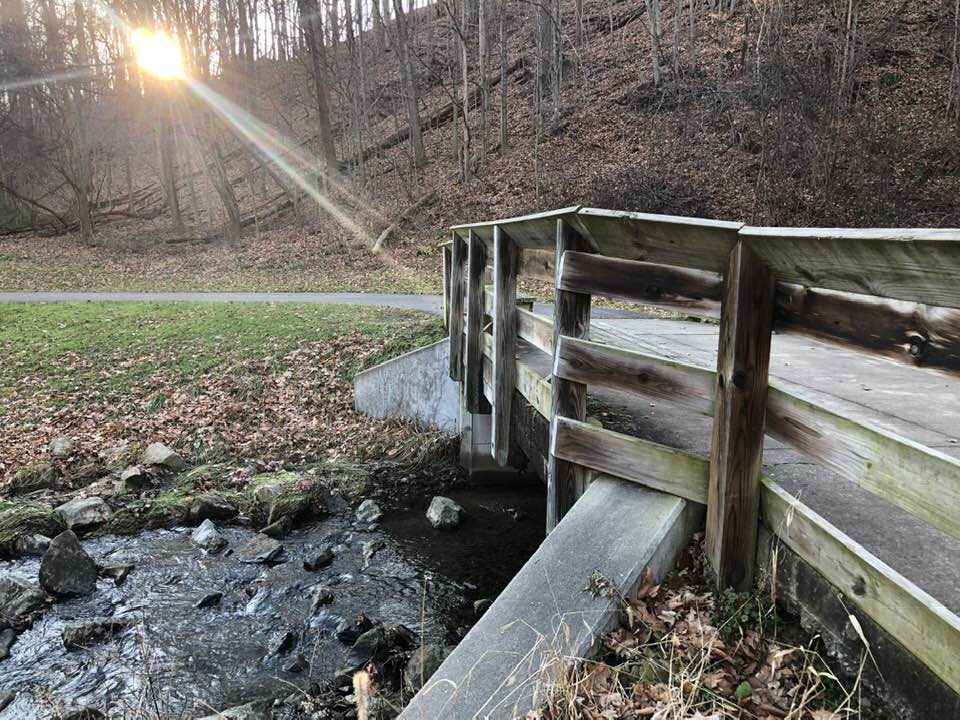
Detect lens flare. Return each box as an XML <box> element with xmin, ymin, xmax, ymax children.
<box><xmin>132</xmin><ymin>29</ymin><xmax>184</xmax><ymax>79</ymax></box>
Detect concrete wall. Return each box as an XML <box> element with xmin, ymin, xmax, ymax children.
<box><xmin>353</xmin><ymin>339</ymin><xmax>459</xmax><ymax>432</ymax></box>
<box><xmin>400</xmin><ymin>477</ymin><xmax>704</xmax><ymax>719</ymax></box>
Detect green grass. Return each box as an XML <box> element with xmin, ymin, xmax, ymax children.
<box><xmin>0</xmin><ymin>301</ymin><xmax>445</xmax><ymax>412</ymax></box>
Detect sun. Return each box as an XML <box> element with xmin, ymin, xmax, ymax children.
<box><xmin>131</xmin><ymin>29</ymin><xmax>184</xmax><ymax>80</ymax></box>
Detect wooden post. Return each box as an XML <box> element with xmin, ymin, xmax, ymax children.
<box><xmin>491</xmin><ymin>225</ymin><xmax>518</xmax><ymax>465</ymax></box>
<box><xmin>441</xmin><ymin>244</ymin><xmax>452</xmax><ymax>329</ymax></box>
<box><xmin>706</xmin><ymin>241</ymin><xmax>775</xmax><ymax>591</ymax></box>
<box><xmin>448</xmin><ymin>231</ymin><xmax>466</xmax><ymax>381</ymax></box>
<box><xmin>547</xmin><ymin>220</ymin><xmax>592</xmax><ymax>531</ymax></box>
<box><xmin>465</xmin><ymin>230</ymin><xmax>489</xmax><ymax>413</ymax></box>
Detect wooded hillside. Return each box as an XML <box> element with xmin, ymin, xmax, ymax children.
<box><xmin>1</xmin><ymin>0</ymin><xmax>959</xmax><ymax>268</ymax></box>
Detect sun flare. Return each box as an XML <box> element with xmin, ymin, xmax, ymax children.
<box><xmin>131</xmin><ymin>29</ymin><xmax>184</xmax><ymax>79</ymax></box>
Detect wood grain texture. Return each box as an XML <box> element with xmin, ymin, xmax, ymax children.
<box><xmin>761</xmin><ymin>477</ymin><xmax>960</xmax><ymax>695</ymax></box>
<box><xmin>547</xmin><ymin>219</ymin><xmax>593</xmax><ymax>531</ymax></box>
<box><xmin>766</xmin><ymin>385</ymin><xmax>960</xmax><ymax>541</ymax></box>
<box><xmin>558</xmin><ymin>250</ymin><xmax>723</xmax><ymax>313</ymax></box>
<box><xmin>492</xmin><ymin>225</ymin><xmax>519</xmax><ymax>465</ymax></box>
<box><xmin>568</xmin><ymin>207</ymin><xmax>741</xmax><ymax>274</ymax></box>
<box><xmin>518</xmin><ymin>249</ymin><xmax>556</xmax><ymax>283</ymax></box>
<box><xmin>553</xmin><ymin>335</ymin><xmax>715</xmax><ymax>414</ymax></box>
<box><xmin>517</xmin><ymin>307</ymin><xmax>555</xmax><ymax>355</ymax></box>
<box><xmin>464</xmin><ymin>230</ymin><xmax>489</xmax><ymax>413</ymax></box>
<box><xmin>706</xmin><ymin>241</ymin><xmax>776</xmax><ymax>591</ymax></box>
<box><xmin>448</xmin><ymin>232</ymin><xmax>466</xmax><ymax>381</ymax></box>
<box><xmin>452</xmin><ymin>206</ymin><xmax>582</xmax><ymax>249</ymax></box>
<box><xmin>441</xmin><ymin>245</ymin><xmax>451</xmax><ymax>328</ymax></box>
<box><xmin>775</xmin><ymin>282</ymin><xmax>960</xmax><ymax>373</ymax></box>
<box><xmin>482</xmin><ymin>350</ymin><xmax>552</xmax><ymax>420</ymax></box>
<box><xmin>742</xmin><ymin>226</ymin><xmax>960</xmax><ymax>309</ymax></box>
<box><xmin>551</xmin><ymin>417</ymin><xmax>710</xmax><ymax>504</ymax></box>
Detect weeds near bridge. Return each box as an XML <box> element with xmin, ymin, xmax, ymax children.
<box><xmin>527</xmin><ymin>537</ymin><xmax>872</xmax><ymax>719</ymax></box>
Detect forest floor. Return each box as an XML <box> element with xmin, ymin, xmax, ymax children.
<box><xmin>0</xmin><ymin>301</ymin><xmax>454</xmax><ymax>550</ymax></box>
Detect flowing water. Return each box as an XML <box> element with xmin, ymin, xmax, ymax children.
<box><xmin>0</xmin><ymin>485</ymin><xmax>545</xmax><ymax>718</ymax></box>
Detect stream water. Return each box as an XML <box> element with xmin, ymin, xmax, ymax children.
<box><xmin>0</xmin><ymin>485</ymin><xmax>545</xmax><ymax>719</ymax></box>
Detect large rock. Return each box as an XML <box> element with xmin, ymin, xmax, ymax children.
<box><xmin>355</xmin><ymin>499</ymin><xmax>383</xmax><ymax>524</ymax></box>
<box><xmin>237</xmin><ymin>534</ymin><xmax>283</xmax><ymax>564</ymax></box>
<box><xmin>191</xmin><ymin>519</ymin><xmax>227</xmax><ymax>552</ymax></box>
<box><xmin>48</xmin><ymin>436</ymin><xmax>75</xmax><ymax>459</ymax></box>
<box><xmin>55</xmin><ymin>496</ymin><xmax>112</xmax><ymax>532</ymax></box>
<box><xmin>303</xmin><ymin>545</ymin><xmax>334</xmax><ymax>571</ymax></box>
<box><xmin>116</xmin><ymin>466</ymin><xmax>151</xmax><ymax>494</ymax></box>
<box><xmin>141</xmin><ymin>442</ymin><xmax>187</xmax><ymax>471</ymax></box>
<box><xmin>426</xmin><ymin>496</ymin><xmax>464</xmax><ymax>530</ymax></box>
<box><xmin>261</xmin><ymin>515</ymin><xmax>292</xmax><ymax>539</ymax></box>
<box><xmin>189</xmin><ymin>492</ymin><xmax>237</xmax><ymax>523</ymax></box>
<box><xmin>39</xmin><ymin>531</ymin><xmax>98</xmax><ymax>596</ymax></box>
<box><xmin>15</xmin><ymin>534</ymin><xmax>51</xmax><ymax>557</ymax></box>
<box><xmin>340</xmin><ymin>623</ymin><xmax>416</xmax><ymax>678</ymax></box>
<box><xmin>0</xmin><ymin>576</ymin><xmax>49</xmax><ymax>630</ymax></box>
<box><xmin>0</xmin><ymin>627</ymin><xmax>16</xmax><ymax>660</ymax></box>
<box><xmin>404</xmin><ymin>643</ymin><xmax>453</xmax><ymax>694</ymax></box>
<box><xmin>0</xmin><ymin>690</ymin><xmax>13</xmax><ymax>712</ymax></box>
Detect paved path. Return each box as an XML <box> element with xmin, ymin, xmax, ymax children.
<box><xmin>0</xmin><ymin>291</ymin><xmax>643</xmax><ymax>320</ymax></box>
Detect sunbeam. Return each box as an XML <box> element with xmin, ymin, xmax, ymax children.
<box><xmin>0</xmin><ymin>68</ymin><xmax>96</xmax><ymax>92</ymax></box>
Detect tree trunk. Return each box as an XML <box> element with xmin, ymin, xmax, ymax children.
<box><xmin>297</xmin><ymin>0</ymin><xmax>339</xmax><ymax>175</ymax></box>
<box><xmin>392</xmin><ymin>0</ymin><xmax>427</xmax><ymax>167</ymax></box>
<box><xmin>499</xmin><ymin>0</ymin><xmax>508</xmax><ymax>149</ymax></box>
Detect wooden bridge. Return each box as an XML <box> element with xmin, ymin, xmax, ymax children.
<box><xmin>437</xmin><ymin>206</ymin><xmax>960</xmax><ymax>709</ymax></box>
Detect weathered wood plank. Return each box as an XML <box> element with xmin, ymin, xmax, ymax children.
<box><xmin>558</xmin><ymin>250</ymin><xmax>723</xmax><ymax>313</ymax></box>
<box><xmin>464</xmin><ymin>230</ymin><xmax>489</xmax><ymax>413</ymax></box>
<box><xmin>492</xmin><ymin>226</ymin><xmax>519</xmax><ymax>465</ymax></box>
<box><xmin>760</xmin><ymin>477</ymin><xmax>960</xmax><ymax>695</ymax></box>
<box><xmin>452</xmin><ymin>206</ymin><xmax>582</xmax><ymax>249</ymax></box>
<box><xmin>775</xmin><ymin>282</ymin><xmax>960</xmax><ymax>373</ymax></box>
<box><xmin>706</xmin><ymin>242</ymin><xmax>776</xmax><ymax>591</ymax></box>
<box><xmin>441</xmin><ymin>245</ymin><xmax>451</xmax><ymax>329</ymax></box>
<box><xmin>742</xmin><ymin>226</ymin><xmax>960</xmax><ymax>309</ymax></box>
<box><xmin>766</xmin><ymin>385</ymin><xmax>960</xmax><ymax>541</ymax></box>
<box><xmin>481</xmin><ymin>326</ymin><xmax>551</xmax><ymax>419</ymax></box>
<box><xmin>568</xmin><ymin>207</ymin><xmax>742</xmax><ymax>274</ymax></box>
<box><xmin>551</xmin><ymin>417</ymin><xmax>709</xmax><ymax>504</ymax></box>
<box><xmin>547</xmin><ymin>220</ymin><xmax>592</xmax><ymax>531</ymax></box>
<box><xmin>553</xmin><ymin>335</ymin><xmax>715</xmax><ymax>415</ymax></box>
<box><xmin>518</xmin><ymin>249</ymin><xmax>556</xmax><ymax>283</ymax></box>
<box><xmin>448</xmin><ymin>232</ymin><xmax>466</xmax><ymax>381</ymax></box>
<box><xmin>517</xmin><ymin>308</ymin><xmax>554</xmax><ymax>355</ymax></box>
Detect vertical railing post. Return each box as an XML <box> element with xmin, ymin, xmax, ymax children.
<box><xmin>441</xmin><ymin>244</ymin><xmax>452</xmax><ymax>329</ymax></box>
<box><xmin>491</xmin><ymin>225</ymin><xmax>518</xmax><ymax>465</ymax></box>
<box><xmin>448</xmin><ymin>231</ymin><xmax>466</xmax><ymax>381</ymax></box>
<box><xmin>547</xmin><ymin>219</ymin><xmax>591</xmax><ymax>532</ymax></box>
<box><xmin>464</xmin><ymin>230</ymin><xmax>489</xmax><ymax>413</ymax></box>
<box><xmin>706</xmin><ymin>240</ymin><xmax>775</xmax><ymax>591</ymax></box>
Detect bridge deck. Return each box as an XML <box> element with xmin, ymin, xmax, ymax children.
<box><xmin>515</xmin><ymin>311</ymin><xmax>960</xmax><ymax>614</ymax></box>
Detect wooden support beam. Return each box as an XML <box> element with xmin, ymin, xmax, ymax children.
<box><xmin>441</xmin><ymin>245</ymin><xmax>452</xmax><ymax>329</ymax></box>
<box><xmin>706</xmin><ymin>241</ymin><xmax>775</xmax><ymax>591</ymax></box>
<box><xmin>464</xmin><ymin>230</ymin><xmax>489</xmax><ymax>413</ymax></box>
<box><xmin>761</xmin><ymin>477</ymin><xmax>960</xmax><ymax>695</ymax></box>
<box><xmin>448</xmin><ymin>232</ymin><xmax>466</xmax><ymax>381</ymax></box>
<box><xmin>491</xmin><ymin>226</ymin><xmax>518</xmax><ymax>465</ymax></box>
<box><xmin>558</xmin><ymin>250</ymin><xmax>723</xmax><ymax>313</ymax></box>
<box><xmin>547</xmin><ymin>220</ymin><xmax>592</xmax><ymax>531</ymax></box>
<box><xmin>552</xmin><ymin>417</ymin><xmax>710</xmax><ymax>504</ymax></box>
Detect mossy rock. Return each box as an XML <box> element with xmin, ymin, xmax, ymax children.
<box><xmin>248</xmin><ymin>471</ymin><xmax>323</xmax><ymax>525</ymax></box>
<box><xmin>0</xmin><ymin>500</ymin><xmax>64</xmax><ymax>556</ymax></box>
<box><xmin>315</xmin><ymin>460</ymin><xmax>372</xmax><ymax>499</ymax></box>
<box><xmin>9</xmin><ymin>463</ymin><xmax>57</xmax><ymax>494</ymax></box>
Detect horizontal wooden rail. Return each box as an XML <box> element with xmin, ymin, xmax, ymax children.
<box><xmin>553</xmin><ymin>334</ymin><xmax>960</xmax><ymax>539</ymax></box>
<box><xmin>553</xmin><ymin>335</ymin><xmax>714</xmax><ymax>415</ymax></box>
<box><xmin>766</xmin><ymin>386</ymin><xmax>960</xmax><ymax>541</ymax></box>
<box><xmin>741</xmin><ymin>225</ymin><xmax>960</xmax><ymax>310</ymax></box>
<box><xmin>517</xmin><ymin>308</ymin><xmax>554</xmax><ymax>355</ymax></box>
<box><xmin>760</xmin><ymin>477</ymin><xmax>960</xmax><ymax>695</ymax></box>
<box><xmin>558</xmin><ymin>250</ymin><xmax>723</xmax><ymax>313</ymax></box>
<box><xmin>551</xmin><ymin>416</ymin><xmax>710</xmax><ymax>504</ymax></box>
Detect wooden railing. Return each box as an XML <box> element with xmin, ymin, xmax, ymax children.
<box><xmin>441</xmin><ymin>206</ymin><xmax>960</xmax><ymax>697</ymax></box>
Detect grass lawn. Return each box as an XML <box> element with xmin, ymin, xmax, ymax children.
<box><xmin>0</xmin><ymin>301</ymin><xmax>446</xmax><ymax>482</ymax></box>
